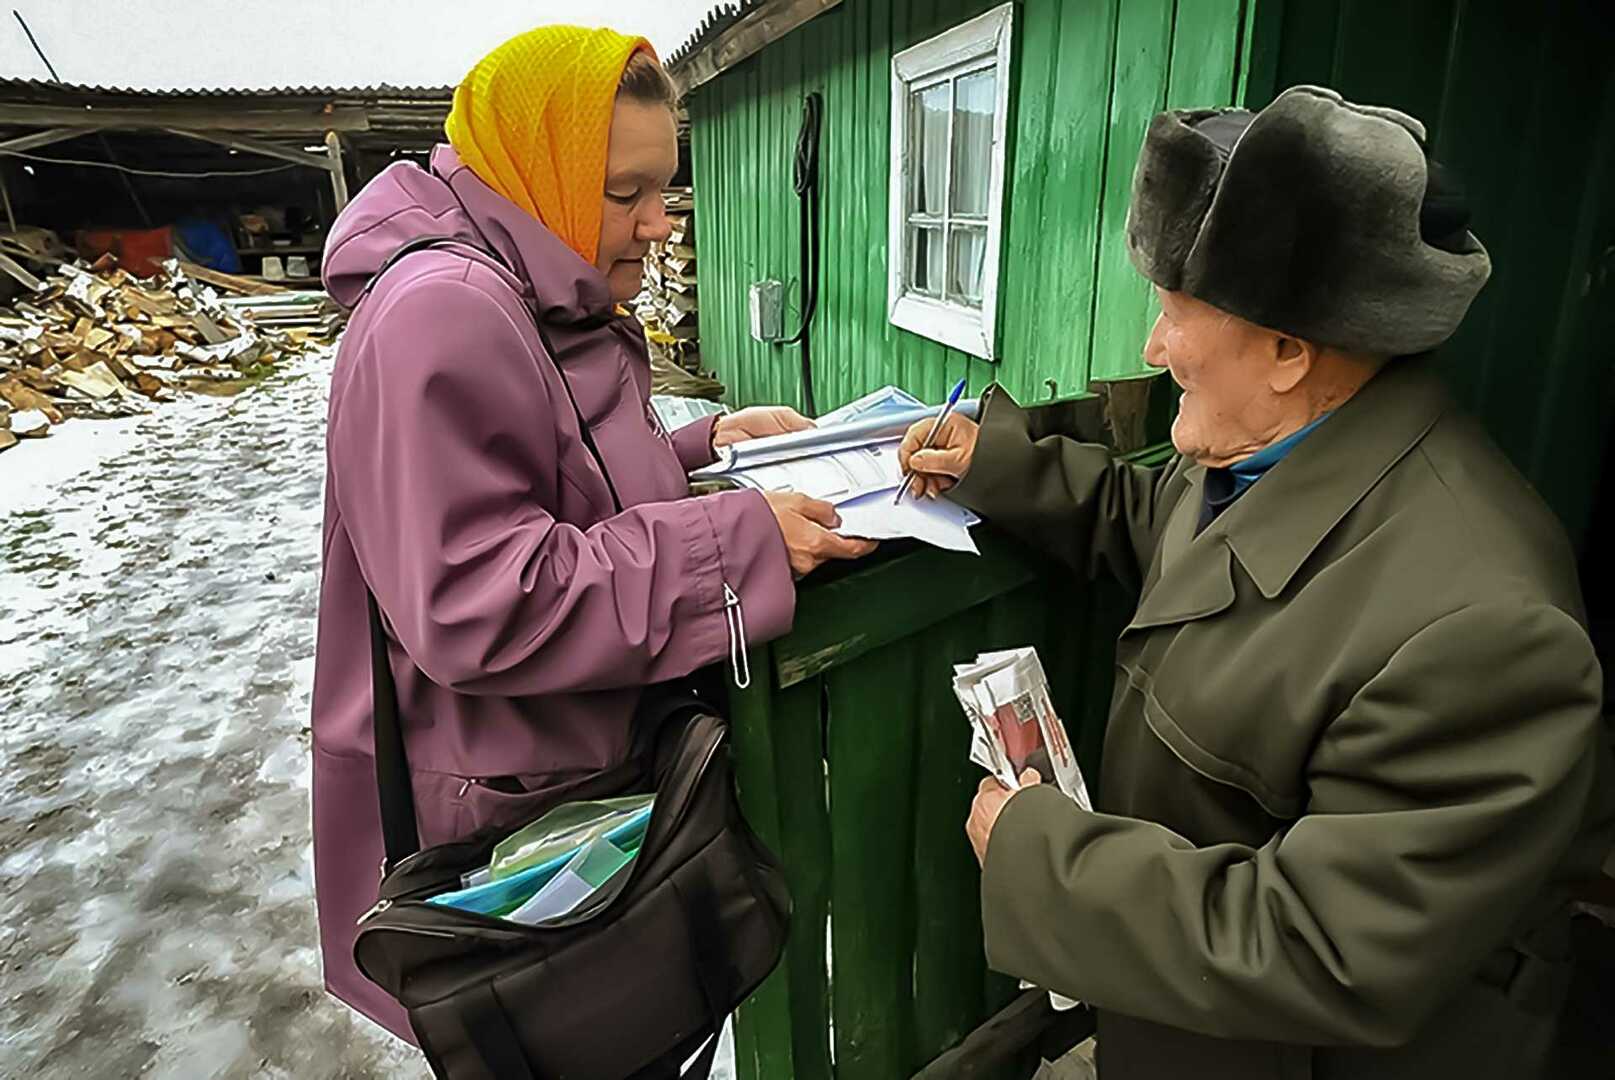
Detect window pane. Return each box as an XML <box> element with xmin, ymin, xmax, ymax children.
<box><xmin>909</xmin><ymin>82</ymin><xmax>951</xmax><ymax>218</ymax></box>
<box><xmin>948</xmin><ymin>225</ymin><xmax>988</xmax><ymax>309</ymax></box>
<box><xmin>951</xmin><ymin>67</ymin><xmax>996</xmax><ymax>219</ymax></box>
<box><xmin>907</xmin><ymin>225</ymin><xmax>945</xmax><ymax>298</ymax></box>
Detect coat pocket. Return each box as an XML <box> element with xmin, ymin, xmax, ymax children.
<box><xmin>1124</xmin><ymin>663</ymin><xmax>1304</xmax><ymax>820</ymax></box>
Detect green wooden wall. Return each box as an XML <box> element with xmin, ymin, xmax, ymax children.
<box><xmin>688</xmin><ymin>0</ymin><xmax>1249</xmax><ymax>413</ymax></box>
<box><xmin>690</xmin><ymin>0</ymin><xmax>1615</xmax><ymax>552</ymax></box>
<box><xmin>1242</xmin><ymin>0</ymin><xmax>1615</xmax><ymax>552</ymax></box>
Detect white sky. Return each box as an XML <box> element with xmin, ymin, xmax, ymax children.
<box><xmin>0</xmin><ymin>1</ymin><xmax>720</xmax><ymax>90</ymax></box>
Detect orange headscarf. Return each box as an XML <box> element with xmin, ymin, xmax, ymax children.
<box><xmin>445</xmin><ymin>25</ymin><xmax>653</xmax><ymax>266</ymax></box>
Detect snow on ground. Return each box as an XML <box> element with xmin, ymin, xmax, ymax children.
<box><xmin>0</xmin><ymin>354</ymin><xmax>738</xmax><ymax>1078</ymax></box>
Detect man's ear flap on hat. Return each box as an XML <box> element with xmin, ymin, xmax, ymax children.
<box><xmin>1125</xmin><ymin>110</ymin><xmax>1228</xmax><ymax>291</ymax></box>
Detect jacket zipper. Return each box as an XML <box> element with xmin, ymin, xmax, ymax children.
<box><xmin>723</xmin><ymin>583</ymin><xmax>750</xmax><ymax>689</ymax></box>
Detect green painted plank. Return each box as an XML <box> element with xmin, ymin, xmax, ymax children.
<box><xmin>1329</xmin><ymin>0</ymin><xmax>1459</xmax><ymax>130</ymax></box>
<box><xmin>827</xmin><ymin>644</ymin><xmax>920</xmax><ymax>1079</ymax></box>
<box><xmin>1033</xmin><ymin>0</ymin><xmax>1121</xmax><ymax>401</ymax></box>
<box><xmin>1166</xmin><ymin>0</ymin><xmax>1244</xmax><ymax>110</ymax></box>
<box><xmin>773</xmin><ymin>529</ymin><xmax>1042</xmax><ymax>688</ymax></box>
<box><xmin>1237</xmin><ymin>0</ymin><xmax>1288</xmax><ymax>107</ymax></box>
<box><xmin>1086</xmin><ymin>0</ymin><xmax>1175</xmax><ymax>382</ymax></box>
<box><xmin>730</xmin><ymin>671</ymin><xmax>833</xmax><ymax>1080</ymax></box>
<box><xmin>995</xmin><ymin>0</ymin><xmax>1063</xmax><ymax>402</ymax></box>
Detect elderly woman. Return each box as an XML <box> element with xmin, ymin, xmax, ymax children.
<box><xmin>310</xmin><ymin>26</ymin><xmax>871</xmax><ymax>1040</ymax></box>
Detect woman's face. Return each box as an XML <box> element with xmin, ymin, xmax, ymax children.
<box><xmin>596</xmin><ymin>98</ymin><xmax>678</xmax><ymax>302</ymax></box>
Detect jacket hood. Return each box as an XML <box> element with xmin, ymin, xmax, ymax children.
<box><xmin>321</xmin><ymin>144</ymin><xmax>614</xmax><ymax>325</ymax></box>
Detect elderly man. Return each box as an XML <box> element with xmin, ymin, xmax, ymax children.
<box><xmin>899</xmin><ymin>86</ymin><xmax>1614</xmax><ymax>1079</ymax></box>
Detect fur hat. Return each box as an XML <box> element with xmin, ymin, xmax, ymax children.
<box><xmin>1125</xmin><ymin>85</ymin><xmax>1490</xmax><ymax>355</ymax></box>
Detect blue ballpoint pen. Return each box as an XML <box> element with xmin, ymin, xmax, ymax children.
<box><xmin>894</xmin><ymin>377</ymin><xmax>968</xmax><ymax>505</ymax></box>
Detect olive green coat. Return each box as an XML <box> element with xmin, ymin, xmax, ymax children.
<box><xmin>950</xmin><ymin>359</ymin><xmax>1614</xmax><ymax>1080</ymax></box>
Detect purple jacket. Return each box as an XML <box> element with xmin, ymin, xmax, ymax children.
<box><xmin>310</xmin><ymin>145</ymin><xmax>795</xmax><ymax>1039</ymax></box>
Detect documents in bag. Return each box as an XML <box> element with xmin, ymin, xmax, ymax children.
<box><xmin>691</xmin><ymin>384</ymin><xmax>983</xmax><ymax>554</ymax></box>
<box><xmin>426</xmin><ymin>797</ymin><xmax>655</xmax><ymax>924</ymax></box>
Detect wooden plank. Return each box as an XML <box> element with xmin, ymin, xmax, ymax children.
<box><xmin>730</xmin><ymin>674</ymin><xmax>832</xmax><ymax>1080</ymax></box>
<box><xmin>774</xmin><ymin>529</ymin><xmax>1040</xmax><ymax>688</ymax></box>
<box><xmin>827</xmin><ymin>644</ymin><xmax>920</xmax><ymax>1079</ymax></box>
<box><xmin>0</xmin><ymin>125</ymin><xmax>101</xmax><ymax>154</ymax></box>
<box><xmin>1086</xmin><ymin>0</ymin><xmax>1175</xmax><ymax>383</ymax></box>
<box><xmin>0</xmin><ymin>251</ymin><xmax>42</xmax><ymax>292</ymax></box>
<box><xmin>326</xmin><ymin>131</ymin><xmax>351</xmax><ymax>212</ymax></box>
<box><xmin>177</xmin><ymin>261</ymin><xmax>289</xmax><ymax>296</ymax></box>
<box><xmin>1031</xmin><ymin>0</ymin><xmax>1122</xmax><ymax>401</ymax></box>
<box><xmin>907</xmin><ymin>599</ymin><xmax>1013</xmax><ymax>1064</ymax></box>
<box><xmin>1166</xmin><ymin>0</ymin><xmax>1245</xmax><ymax>110</ymax></box>
<box><xmin>160</xmin><ymin>127</ymin><xmax>331</xmax><ymax>171</ymax></box>
<box><xmin>0</xmin><ymin>102</ymin><xmax>371</xmax><ymax>133</ymax></box>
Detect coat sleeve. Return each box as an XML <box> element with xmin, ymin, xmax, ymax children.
<box><xmin>328</xmin><ymin>273</ymin><xmax>794</xmax><ymax>697</ymax></box>
<box><xmin>980</xmin><ymin>601</ymin><xmax>1606</xmax><ymax>1046</ymax></box>
<box><xmin>949</xmin><ymin>385</ymin><xmax>1175</xmax><ymax>592</ymax></box>
<box><xmin>670</xmin><ymin>415</ymin><xmax>719</xmax><ymax>473</ymax></box>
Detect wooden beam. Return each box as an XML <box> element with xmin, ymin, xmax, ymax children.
<box><xmin>673</xmin><ymin>0</ymin><xmax>843</xmax><ymax>94</ymax></box>
<box><xmin>177</xmin><ymin>260</ymin><xmax>289</xmax><ymax>296</ymax></box>
<box><xmin>0</xmin><ymin>125</ymin><xmax>100</xmax><ymax>154</ymax></box>
<box><xmin>0</xmin><ymin>102</ymin><xmax>371</xmax><ymax>133</ymax></box>
<box><xmin>325</xmin><ymin>131</ymin><xmax>350</xmax><ymax>212</ymax></box>
<box><xmin>160</xmin><ymin>127</ymin><xmax>331</xmax><ymax>171</ymax></box>
<box><xmin>0</xmin><ymin>165</ymin><xmax>14</xmax><ymax>232</ymax></box>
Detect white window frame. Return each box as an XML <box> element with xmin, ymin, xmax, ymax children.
<box><xmin>887</xmin><ymin>2</ymin><xmax>1014</xmax><ymax>361</ymax></box>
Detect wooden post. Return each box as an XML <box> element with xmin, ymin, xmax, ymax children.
<box><xmin>325</xmin><ymin>130</ymin><xmax>350</xmax><ymax>212</ymax></box>
<box><xmin>0</xmin><ymin>164</ymin><xmax>16</xmax><ymax>233</ymax></box>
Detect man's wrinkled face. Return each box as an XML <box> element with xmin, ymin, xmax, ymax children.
<box><xmin>1142</xmin><ymin>287</ymin><xmax>1284</xmax><ymax>467</ymax></box>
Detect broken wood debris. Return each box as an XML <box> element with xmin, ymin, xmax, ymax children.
<box><xmin>0</xmin><ymin>256</ymin><xmax>346</xmax><ymax>453</ymax></box>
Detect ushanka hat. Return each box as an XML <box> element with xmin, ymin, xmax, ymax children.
<box><xmin>1125</xmin><ymin>84</ymin><xmax>1490</xmax><ymax>355</ymax></box>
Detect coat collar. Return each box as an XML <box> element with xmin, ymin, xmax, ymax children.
<box><xmin>1214</xmin><ymin>357</ymin><xmax>1447</xmax><ymax>599</ymax></box>
<box><xmin>1126</xmin><ymin>358</ymin><xmax>1447</xmax><ymax>632</ymax></box>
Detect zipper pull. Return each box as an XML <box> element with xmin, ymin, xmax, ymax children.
<box><xmin>723</xmin><ymin>583</ymin><xmax>751</xmax><ymax>690</ymax></box>
<box><xmin>357</xmin><ymin>897</ymin><xmax>392</xmax><ymax>926</ymax></box>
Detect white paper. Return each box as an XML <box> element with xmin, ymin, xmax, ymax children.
<box><xmin>730</xmin><ymin>442</ymin><xmax>900</xmax><ymax>503</ymax></box>
<box><xmin>815</xmin><ymin>385</ymin><xmax>923</xmax><ymax>426</ymax></box>
<box><xmin>651</xmin><ymin>394</ymin><xmax>729</xmax><ymax>431</ymax></box>
<box><xmin>834</xmin><ymin>488</ymin><xmax>980</xmax><ymax>554</ymax></box>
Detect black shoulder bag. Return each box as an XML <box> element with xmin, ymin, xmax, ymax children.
<box><xmin>349</xmin><ymin>237</ymin><xmax>791</xmax><ymax>1079</ymax></box>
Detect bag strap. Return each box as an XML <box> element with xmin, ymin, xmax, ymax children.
<box><xmin>368</xmin><ymin>590</ymin><xmax>419</xmax><ymax>869</ymax></box>
<box><xmin>358</xmin><ymin>233</ymin><xmax>625</xmax><ymax>870</ymax></box>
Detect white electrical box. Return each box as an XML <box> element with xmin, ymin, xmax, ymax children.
<box><xmin>749</xmin><ymin>279</ymin><xmax>784</xmax><ymax>343</ymax></box>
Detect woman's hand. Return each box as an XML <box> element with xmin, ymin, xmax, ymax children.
<box><xmin>896</xmin><ymin>412</ymin><xmax>981</xmax><ymax>499</ymax></box>
<box><xmin>714</xmin><ymin>406</ymin><xmax>815</xmax><ymax>448</ymax></box>
<box><xmin>763</xmin><ymin>491</ymin><xmax>877</xmax><ymax>577</ymax></box>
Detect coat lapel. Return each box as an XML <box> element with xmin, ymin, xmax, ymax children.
<box><xmin>1124</xmin><ymin>358</ymin><xmax>1448</xmax><ymax>634</ymax></box>
<box><xmin>1215</xmin><ymin>358</ymin><xmax>1448</xmax><ymax>599</ymax></box>
<box><xmin>1127</xmin><ymin>480</ymin><xmax>1236</xmax><ymax>633</ymax></box>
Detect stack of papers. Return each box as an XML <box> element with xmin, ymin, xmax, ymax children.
<box><xmin>952</xmin><ymin>647</ymin><xmax>1090</xmax><ymax>808</ymax></box>
<box><xmin>428</xmin><ymin>799</ymin><xmax>654</xmax><ymax>924</ymax></box>
<box><xmin>955</xmin><ymin>646</ymin><xmax>1088</xmax><ymax>1013</ymax></box>
<box><xmin>691</xmin><ymin>385</ymin><xmax>982</xmax><ymax>554</ymax></box>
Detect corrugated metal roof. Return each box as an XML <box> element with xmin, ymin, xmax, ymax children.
<box><xmin>0</xmin><ymin>77</ymin><xmax>453</xmax><ymax>100</ymax></box>
<box><xmin>665</xmin><ymin>1</ymin><xmax>762</xmax><ymax>71</ymax></box>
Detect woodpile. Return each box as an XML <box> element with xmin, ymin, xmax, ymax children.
<box><xmin>636</xmin><ymin>188</ymin><xmax>723</xmax><ymax>401</ymax></box>
<box><xmin>0</xmin><ymin>255</ymin><xmax>342</xmax><ymax>453</ymax></box>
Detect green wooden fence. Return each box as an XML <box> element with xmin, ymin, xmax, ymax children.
<box><xmin>724</xmin><ymin>529</ymin><xmax>1132</xmax><ymax>1078</ymax></box>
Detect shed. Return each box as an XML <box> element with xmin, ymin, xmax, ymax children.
<box><xmin>0</xmin><ymin>79</ymin><xmax>451</xmax><ymax>286</ymax></box>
